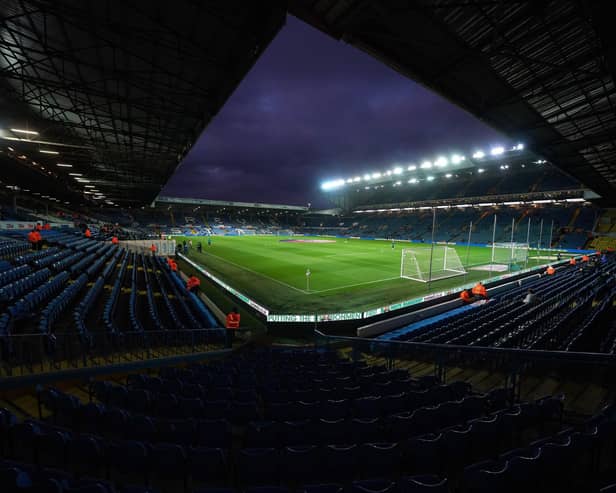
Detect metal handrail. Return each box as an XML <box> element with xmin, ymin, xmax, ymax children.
<box><xmin>314</xmin><ymin>329</ymin><xmax>616</xmax><ymax>366</ymax></box>
<box><xmin>0</xmin><ymin>328</ymin><xmax>252</xmax><ymax>377</ymax></box>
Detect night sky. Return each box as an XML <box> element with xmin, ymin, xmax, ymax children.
<box><xmin>162</xmin><ymin>15</ymin><xmax>505</xmax><ymax>207</ymax></box>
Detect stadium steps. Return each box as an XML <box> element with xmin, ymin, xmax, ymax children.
<box><xmin>344</xmin><ymin>345</ymin><xmax>611</xmax><ymax>415</ymax></box>
<box><xmin>0</xmin><ymin>338</ymin><xmax>227</xmax><ymax>378</ymax></box>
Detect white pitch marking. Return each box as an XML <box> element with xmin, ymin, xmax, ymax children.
<box><xmin>196</xmin><ymin>251</ymin><xmax>308</xmax><ymax>294</ymax></box>
<box><xmin>307</xmin><ymin>276</ymin><xmax>401</xmax><ymax>294</ymax></box>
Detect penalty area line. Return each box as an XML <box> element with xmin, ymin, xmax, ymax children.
<box><xmin>192</xmin><ymin>251</ymin><xmax>309</xmax><ymax>294</ymax></box>
<box><xmin>307</xmin><ymin>276</ymin><xmax>401</xmax><ymax>294</ymax></box>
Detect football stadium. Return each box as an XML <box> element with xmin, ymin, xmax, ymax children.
<box><xmin>1</xmin><ymin>1</ymin><xmax>616</xmax><ymax>492</ymax></box>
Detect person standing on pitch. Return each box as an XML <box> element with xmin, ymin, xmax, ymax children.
<box><xmin>197</xmin><ymin>241</ymin><xmax>202</xmax><ymax>253</ymax></box>
<box><xmin>208</xmin><ymin>236</ymin><xmax>212</xmax><ymax>247</ymax></box>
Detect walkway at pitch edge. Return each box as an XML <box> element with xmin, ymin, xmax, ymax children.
<box><xmin>377</xmin><ymin>301</ymin><xmax>487</xmax><ymax>341</ymax></box>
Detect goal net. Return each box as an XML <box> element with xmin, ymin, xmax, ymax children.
<box><xmin>491</xmin><ymin>242</ymin><xmax>529</xmax><ymax>268</ymax></box>
<box><xmin>400</xmin><ymin>246</ymin><xmax>466</xmax><ymax>283</ymax></box>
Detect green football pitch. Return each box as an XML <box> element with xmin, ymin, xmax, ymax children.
<box><xmin>177</xmin><ymin>235</ymin><xmax>557</xmax><ymax>314</ymax></box>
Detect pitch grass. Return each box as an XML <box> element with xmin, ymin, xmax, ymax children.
<box><xmin>178</xmin><ymin>235</ymin><xmax>555</xmax><ymax>314</ymax></box>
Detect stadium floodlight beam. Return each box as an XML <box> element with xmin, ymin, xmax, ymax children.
<box><xmin>56</xmin><ymin>163</ymin><xmax>72</xmax><ymax>167</ymax></box>
<box><xmin>321</xmin><ymin>179</ymin><xmax>345</xmax><ymax>191</ymax></box>
<box><xmin>434</xmin><ymin>156</ymin><xmax>448</xmax><ymax>167</ymax></box>
<box><xmin>39</xmin><ymin>149</ymin><xmax>59</xmax><ymax>155</ymax></box>
<box><xmin>393</xmin><ymin>167</ymin><xmax>403</xmax><ymax>175</ymax></box>
<box><xmin>408</xmin><ymin>178</ymin><xmax>418</xmax><ymax>184</ymax></box>
<box><xmin>514</xmin><ymin>143</ymin><xmax>524</xmax><ymax>150</ymax></box>
<box><xmin>451</xmin><ymin>154</ymin><xmax>464</xmax><ymax>164</ymax></box>
<box><xmin>10</xmin><ymin>128</ymin><xmax>38</xmax><ymax>135</ymax></box>
<box><xmin>477</xmin><ymin>168</ymin><xmax>485</xmax><ymax>173</ymax></box>
<box><xmin>371</xmin><ymin>172</ymin><xmax>381</xmax><ymax>179</ymax></box>
<box><xmin>420</xmin><ymin>161</ymin><xmax>432</xmax><ymax>169</ymax></box>
<box><xmin>363</xmin><ymin>174</ymin><xmax>371</xmax><ymax>180</ymax></box>
<box><xmin>353</xmin><ymin>176</ymin><xmax>361</xmax><ymax>182</ymax></box>
<box><xmin>472</xmin><ymin>150</ymin><xmax>485</xmax><ymax>159</ymax></box>
<box><xmin>407</xmin><ymin>165</ymin><xmax>416</xmax><ymax>171</ymax></box>
<box><xmin>445</xmin><ymin>173</ymin><xmax>453</xmax><ymax>178</ymax></box>
<box><xmin>490</xmin><ymin>146</ymin><xmax>505</xmax><ymax>156</ymax></box>
<box><xmin>426</xmin><ymin>176</ymin><xmax>435</xmax><ymax>181</ymax></box>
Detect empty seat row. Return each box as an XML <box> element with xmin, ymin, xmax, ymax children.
<box><xmin>0</xmin><ymin>267</ymin><xmax>51</xmax><ymax>303</ymax></box>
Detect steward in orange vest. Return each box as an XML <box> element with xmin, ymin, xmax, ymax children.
<box><xmin>186</xmin><ymin>275</ymin><xmax>200</xmax><ymax>292</ymax></box>
<box><xmin>569</xmin><ymin>257</ymin><xmax>576</xmax><ymax>266</ymax></box>
<box><xmin>111</xmin><ymin>236</ymin><xmax>119</xmax><ymax>245</ymax></box>
<box><xmin>225</xmin><ymin>309</ymin><xmax>240</xmax><ymax>329</ymax></box>
<box><xmin>472</xmin><ymin>282</ymin><xmax>488</xmax><ymax>299</ymax></box>
<box><xmin>225</xmin><ymin>307</ymin><xmax>240</xmax><ymax>348</ymax></box>
<box><xmin>460</xmin><ymin>289</ymin><xmax>473</xmax><ymax>303</ymax></box>
<box><xmin>28</xmin><ymin>229</ymin><xmax>41</xmax><ymax>250</ymax></box>
<box><xmin>84</xmin><ymin>228</ymin><xmax>92</xmax><ymax>238</ymax></box>
<box><xmin>545</xmin><ymin>265</ymin><xmax>555</xmax><ymax>275</ymax></box>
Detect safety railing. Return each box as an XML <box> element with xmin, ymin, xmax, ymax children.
<box><xmin>0</xmin><ymin>328</ymin><xmax>252</xmax><ymax>378</ymax></box>
<box><xmin>314</xmin><ymin>330</ymin><xmax>616</xmax><ymax>406</ymax></box>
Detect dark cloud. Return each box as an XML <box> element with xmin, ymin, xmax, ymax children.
<box><xmin>163</xmin><ymin>15</ymin><xmax>504</xmax><ymax>206</ymax></box>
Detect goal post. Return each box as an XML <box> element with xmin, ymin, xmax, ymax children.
<box><xmin>400</xmin><ymin>246</ymin><xmax>466</xmax><ymax>283</ymax></box>
<box><xmin>491</xmin><ymin>242</ymin><xmax>529</xmax><ymax>268</ymax></box>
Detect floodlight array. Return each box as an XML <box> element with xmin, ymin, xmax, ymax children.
<box><xmin>321</xmin><ymin>143</ymin><xmax>527</xmax><ymax>191</ymax></box>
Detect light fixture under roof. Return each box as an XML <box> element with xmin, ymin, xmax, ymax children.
<box><xmin>84</xmin><ymin>185</ymin><xmax>95</xmax><ymax>188</ymax></box>
<box><xmin>490</xmin><ymin>146</ymin><xmax>505</xmax><ymax>156</ymax></box>
<box><xmin>434</xmin><ymin>156</ymin><xmax>448</xmax><ymax>167</ymax></box>
<box><xmin>39</xmin><ymin>149</ymin><xmax>59</xmax><ymax>155</ymax></box>
<box><xmin>472</xmin><ymin>150</ymin><xmax>485</xmax><ymax>159</ymax></box>
<box><xmin>10</xmin><ymin>128</ymin><xmax>38</xmax><ymax>135</ymax></box>
<box><xmin>69</xmin><ymin>173</ymin><xmax>83</xmax><ymax>176</ymax></box>
<box><xmin>56</xmin><ymin>163</ymin><xmax>72</xmax><ymax>168</ymax></box>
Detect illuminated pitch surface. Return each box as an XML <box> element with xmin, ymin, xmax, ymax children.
<box><xmin>179</xmin><ymin>235</ymin><xmax>551</xmax><ymax>313</ymax></box>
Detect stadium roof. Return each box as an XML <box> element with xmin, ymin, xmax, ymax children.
<box><xmin>156</xmin><ymin>196</ymin><xmax>308</xmax><ymax>211</ymax></box>
<box><xmin>0</xmin><ymin>0</ymin><xmax>286</xmax><ymax>206</ymax></box>
<box><xmin>290</xmin><ymin>0</ymin><xmax>616</xmax><ymax>205</ymax></box>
